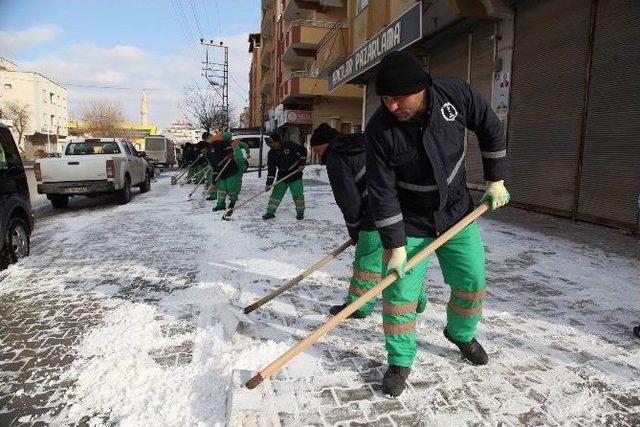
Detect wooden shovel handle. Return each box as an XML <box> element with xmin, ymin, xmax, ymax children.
<box><xmin>244</xmin><ymin>239</ymin><xmax>352</xmax><ymax>314</ymax></box>
<box><xmin>245</xmin><ymin>203</ymin><xmax>489</xmax><ymax>389</ymax></box>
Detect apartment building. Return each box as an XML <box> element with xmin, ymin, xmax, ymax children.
<box><xmin>254</xmin><ymin>0</ymin><xmax>363</xmax><ymax>153</ymax></box>
<box><xmin>0</xmin><ymin>57</ymin><xmax>68</xmax><ymax>160</ymax></box>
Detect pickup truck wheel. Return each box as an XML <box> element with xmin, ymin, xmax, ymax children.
<box><xmin>0</xmin><ymin>216</ymin><xmax>30</xmax><ymax>268</ymax></box>
<box><xmin>49</xmin><ymin>194</ymin><xmax>69</xmax><ymax>209</ymax></box>
<box><xmin>139</xmin><ymin>173</ymin><xmax>151</xmax><ymax>193</ymax></box>
<box><xmin>118</xmin><ymin>177</ymin><xmax>132</xmax><ymax>204</ymax></box>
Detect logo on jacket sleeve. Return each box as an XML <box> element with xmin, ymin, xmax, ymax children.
<box><xmin>441</xmin><ymin>102</ymin><xmax>458</xmax><ymax>122</ymax></box>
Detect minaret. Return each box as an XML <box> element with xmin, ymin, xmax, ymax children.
<box><xmin>140</xmin><ymin>90</ymin><xmax>148</xmax><ymax>125</ymax></box>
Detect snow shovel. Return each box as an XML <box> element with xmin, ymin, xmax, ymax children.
<box><xmin>196</xmin><ymin>156</ymin><xmax>233</xmax><ymax>207</ymax></box>
<box><xmin>187</xmin><ymin>166</ymin><xmax>212</xmax><ymax>199</ymax></box>
<box><xmin>221</xmin><ymin>168</ymin><xmax>303</xmax><ymax>220</ymax></box>
<box><xmin>245</xmin><ymin>202</ymin><xmax>490</xmax><ymax>389</ymax></box>
<box><xmin>172</xmin><ymin>154</ymin><xmax>204</xmax><ymax>185</ymax></box>
<box><xmin>243</xmin><ymin>239</ymin><xmax>352</xmax><ymax>314</ymax></box>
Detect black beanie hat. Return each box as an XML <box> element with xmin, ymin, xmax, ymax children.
<box><xmin>202</xmin><ymin>131</ymin><xmax>210</xmax><ymax>140</ymax></box>
<box><xmin>375</xmin><ymin>50</ymin><xmax>429</xmax><ymax>96</ymax></box>
<box><xmin>268</xmin><ymin>130</ymin><xmax>281</xmax><ymax>142</ymax></box>
<box><xmin>310</xmin><ymin>123</ymin><xmax>338</xmax><ymax>146</ymax></box>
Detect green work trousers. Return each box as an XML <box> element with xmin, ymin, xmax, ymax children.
<box><xmin>216</xmin><ymin>174</ymin><xmax>240</xmax><ymax>208</ymax></box>
<box><xmin>382</xmin><ymin>221</ymin><xmax>486</xmax><ymax>368</ymax></box>
<box><xmin>266</xmin><ymin>179</ymin><xmax>304</xmax><ymax>215</ymax></box>
<box><xmin>344</xmin><ymin>230</ymin><xmax>384</xmax><ymax>317</ymax></box>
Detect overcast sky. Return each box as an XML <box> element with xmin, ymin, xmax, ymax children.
<box><xmin>0</xmin><ymin>0</ymin><xmax>260</xmax><ymax>129</ymax></box>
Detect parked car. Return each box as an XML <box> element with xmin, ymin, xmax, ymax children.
<box><xmin>0</xmin><ymin>123</ymin><xmax>34</xmax><ymax>269</ymax></box>
<box><xmin>34</xmin><ymin>138</ymin><xmax>150</xmax><ymax>208</ymax></box>
<box><xmin>144</xmin><ymin>135</ymin><xmax>176</xmax><ymax>167</ymax></box>
<box><xmin>233</xmin><ymin>133</ymin><xmax>271</xmax><ymax>168</ymax></box>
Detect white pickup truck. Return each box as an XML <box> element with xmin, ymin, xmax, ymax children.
<box><xmin>34</xmin><ymin>138</ymin><xmax>150</xmax><ymax>208</ymax></box>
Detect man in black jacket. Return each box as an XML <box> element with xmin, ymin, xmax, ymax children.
<box><xmin>310</xmin><ymin>123</ymin><xmax>397</xmax><ymax>318</ymax></box>
<box><xmin>263</xmin><ymin>131</ymin><xmax>307</xmax><ymax>220</ymax></box>
<box><xmin>367</xmin><ymin>51</ymin><xmax>510</xmax><ymax>397</ymax></box>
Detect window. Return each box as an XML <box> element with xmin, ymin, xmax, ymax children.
<box><xmin>50</xmin><ymin>115</ymin><xmax>55</xmax><ymax>126</ymax></box>
<box><xmin>238</xmin><ymin>137</ymin><xmax>261</xmax><ymax>149</ymax></box>
<box><xmin>50</xmin><ymin>92</ymin><xmax>54</xmax><ymax>103</ymax></box>
<box><xmin>65</xmin><ymin>141</ymin><xmax>122</xmax><ymax>155</ymax></box>
<box><xmin>356</xmin><ymin>0</ymin><xmax>369</xmax><ymax>14</ymax></box>
<box><xmin>128</xmin><ymin>142</ymin><xmax>139</xmax><ymax>157</ymax></box>
<box><xmin>42</xmin><ymin>89</ymin><xmax>47</xmax><ymax>102</ymax></box>
<box><xmin>3</xmin><ymin>84</ymin><xmax>11</xmax><ymax>90</ymax></box>
<box><xmin>122</xmin><ymin>142</ymin><xmax>132</xmax><ymax>155</ymax></box>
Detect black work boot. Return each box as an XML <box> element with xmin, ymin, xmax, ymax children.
<box><xmin>296</xmin><ymin>212</ymin><xmax>304</xmax><ymax>220</ymax></box>
<box><xmin>329</xmin><ymin>303</ymin><xmax>366</xmax><ymax>319</ymax></box>
<box><xmin>212</xmin><ymin>205</ymin><xmax>226</xmax><ymax>212</ymax></box>
<box><xmin>382</xmin><ymin>365</ymin><xmax>410</xmax><ymax>397</ymax></box>
<box><xmin>443</xmin><ymin>328</ymin><xmax>488</xmax><ymax>365</ymax></box>
<box><xmin>228</xmin><ymin>201</ymin><xmax>236</xmax><ymax>209</ymax></box>
<box><xmin>262</xmin><ymin>213</ymin><xmax>275</xmax><ymax>220</ymax></box>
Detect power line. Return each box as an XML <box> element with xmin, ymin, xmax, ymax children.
<box><xmin>229</xmin><ymin>74</ymin><xmax>248</xmax><ymax>95</ymax></box>
<box><xmin>200</xmin><ymin>0</ymin><xmax>214</xmax><ymax>37</ymax></box>
<box><xmin>188</xmin><ymin>0</ymin><xmax>203</xmax><ymax>37</ymax></box>
<box><xmin>213</xmin><ymin>0</ymin><xmax>223</xmax><ymax>39</ymax></box>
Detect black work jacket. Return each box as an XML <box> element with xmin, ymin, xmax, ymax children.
<box><xmin>266</xmin><ymin>141</ymin><xmax>307</xmax><ymax>186</ymax></box>
<box><xmin>366</xmin><ymin>77</ymin><xmax>507</xmax><ymax>248</ymax></box>
<box><xmin>324</xmin><ymin>133</ymin><xmax>376</xmax><ymax>239</ymax></box>
<box><xmin>206</xmin><ymin>141</ymin><xmax>238</xmax><ymax>179</ymax></box>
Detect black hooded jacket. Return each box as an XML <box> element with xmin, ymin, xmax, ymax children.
<box><xmin>325</xmin><ymin>133</ymin><xmax>376</xmax><ymax>238</ymax></box>
<box><xmin>366</xmin><ymin>76</ymin><xmax>507</xmax><ymax>248</ymax></box>
<box><xmin>206</xmin><ymin>140</ymin><xmax>239</xmax><ymax>179</ymax></box>
<box><xmin>266</xmin><ymin>140</ymin><xmax>307</xmax><ymax>186</ymax></box>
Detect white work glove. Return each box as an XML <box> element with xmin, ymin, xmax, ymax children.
<box><xmin>481</xmin><ymin>180</ymin><xmax>510</xmax><ymax>210</ymax></box>
<box><xmin>385</xmin><ymin>247</ymin><xmax>407</xmax><ymax>278</ymax></box>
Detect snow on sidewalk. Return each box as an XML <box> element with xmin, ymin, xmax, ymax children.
<box><xmin>0</xmin><ymin>166</ymin><xmax>638</xmax><ymax>426</ymax></box>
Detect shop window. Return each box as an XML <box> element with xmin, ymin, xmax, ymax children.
<box><xmin>3</xmin><ymin>84</ymin><xmax>11</xmax><ymax>90</ymax></box>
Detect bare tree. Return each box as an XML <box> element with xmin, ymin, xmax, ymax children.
<box><xmin>2</xmin><ymin>101</ymin><xmax>31</xmax><ymax>154</ymax></box>
<box><xmin>181</xmin><ymin>85</ymin><xmax>236</xmax><ymax>133</ymax></box>
<box><xmin>78</xmin><ymin>100</ymin><xmax>127</xmax><ymax>137</ymax></box>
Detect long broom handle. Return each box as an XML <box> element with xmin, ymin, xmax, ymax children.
<box><xmin>188</xmin><ymin>166</ymin><xmax>212</xmax><ymax>198</ymax></box>
<box><xmin>223</xmin><ymin>168</ymin><xmax>302</xmax><ymax>217</ymax></box>
<box><xmin>245</xmin><ymin>203</ymin><xmax>489</xmax><ymax>389</ymax></box>
<box><xmin>197</xmin><ymin>157</ymin><xmax>233</xmax><ymax>204</ymax></box>
<box><xmin>174</xmin><ymin>154</ymin><xmax>204</xmax><ymax>180</ymax></box>
<box><xmin>244</xmin><ymin>239</ymin><xmax>352</xmax><ymax>314</ymax></box>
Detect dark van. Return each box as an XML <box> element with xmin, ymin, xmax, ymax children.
<box><xmin>0</xmin><ymin>123</ymin><xmax>33</xmax><ymax>269</ymax></box>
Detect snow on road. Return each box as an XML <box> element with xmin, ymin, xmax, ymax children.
<box><xmin>1</xmin><ymin>167</ymin><xmax>638</xmax><ymax>426</ymax></box>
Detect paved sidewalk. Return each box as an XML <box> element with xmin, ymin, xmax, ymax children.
<box><xmin>1</xmin><ymin>168</ymin><xmax>638</xmax><ymax>426</ymax></box>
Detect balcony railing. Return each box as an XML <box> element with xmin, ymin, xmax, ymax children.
<box><xmin>286</xmin><ymin>19</ymin><xmax>345</xmax><ymax>33</ymax></box>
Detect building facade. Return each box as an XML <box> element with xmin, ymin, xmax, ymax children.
<box><xmin>0</xmin><ymin>57</ymin><xmax>69</xmax><ymax>160</ymax></box>
<box><xmin>248</xmin><ymin>33</ymin><xmax>263</xmax><ymax>128</ymax></box>
<box><xmin>319</xmin><ymin>0</ymin><xmax>639</xmax><ymax>231</ymax></box>
<box><xmin>161</xmin><ymin>120</ymin><xmax>204</xmax><ymax>147</ymax></box>
<box><xmin>253</xmin><ymin>0</ymin><xmax>364</xmax><ymax>158</ymax></box>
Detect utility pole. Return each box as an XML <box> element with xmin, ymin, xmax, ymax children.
<box><xmin>258</xmin><ymin>98</ymin><xmax>265</xmax><ymax>177</ymax></box>
<box><xmin>200</xmin><ymin>39</ymin><xmax>229</xmax><ymax>129</ymax></box>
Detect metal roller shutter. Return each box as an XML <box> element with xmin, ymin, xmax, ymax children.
<box><xmin>507</xmin><ymin>0</ymin><xmax>592</xmax><ymax>216</ymax></box>
<box><xmin>467</xmin><ymin>21</ymin><xmax>496</xmax><ymax>187</ymax></box>
<box><xmin>576</xmin><ymin>0</ymin><xmax>640</xmax><ymax>228</ymax></box>
<box><xmin>427</xmin><ymin>31</ymin><xmax>469</xmax><ymax>80</ymax></box>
